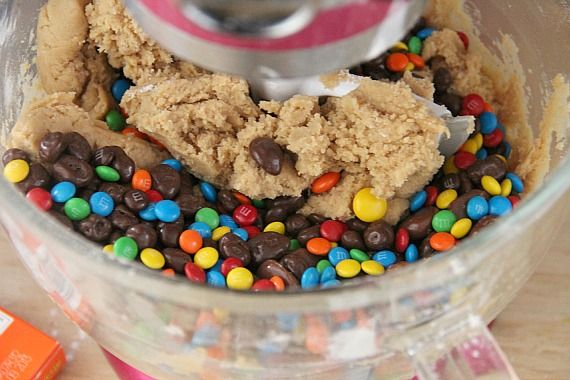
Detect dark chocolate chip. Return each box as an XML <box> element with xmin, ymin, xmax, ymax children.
<box><xmin>93</xmin><ymin>146</ymin><xmax>117</xmax><ymax>166</ymax></box>
<box><xmin>77</xmin><ymin>214</ymin><xmax>112</xmax><ymax>242</ymax></box>
<box><xmin>280</xmin><ymin>248</ymin><xmax>320</xmax><ymax>280</ymax></box>
<box><xmin>176</xmin><ymin>193</ymin><xmax>208</xmax><ymax>218</ymax></box>
<box><xmin>125</xmin><ymin>223</ymin><xmax>157</xmax><ymax>249</ymax></box>
<box><xmin>307</xmin><ymin>213</ymin><xmax>327</xmax><ymax>225</ymax></box>
<box><xmin>157</xmin><ymin>222</ymin><xmax>183</xmax><ymax>248</ymax></box>
<box><xmin>202</xmin><ymin>238</ymin><xmax>218</xmax><ymax>249</ymax></box>
<box><xmin>2</xmin><ymin>148</ymin><xmax>29</xmax><ymax>165</ymax></box>
<box><xmin>285</xmin><ymin>214</ymin><xmax>310</xmax><ymax>237</ymax></box>
<box><xmin>266</xmin><ymin>196</ymin><xmax>305</xmax><ymax>213</ymax></box>
<box><xmin>219</xmin><ymin>233</ymin><xmax>251</xmax><ymax>266</ymax></box>
<box><xmin>248</xmin><ymin>232</ymin><xmax>290</xmax><ymax>266</ymax></box>
<box><xmin>65</xmin><ymin>132</ymin><xmax>92</xmax><ymax>161</ymax></box>
<box><xmin>297</xmin><ymin>225</ymin><xmax>321</xmax><ymax>246</ymax></box>
<box><xmin>435</xmin><ymin>92</ymin><xmax>462</xmax><ymax>117</ymax></box>
<box><xmin>109</xmin><ymin>205</ymin><xmax>139</xmax><ymax>231</ymax></box>
<box><xmin>256</xmin><ymin>259</ymin><xmax>299</xmax><ymax>288</ymax></box>
<box><xmin>98</xmin><ymin>183</ymin><xmax>127</xmax><ymax>204</ymax></box>
<box><xmin>265</xmin><ymin>206</ymin><xmax>289</xmax><ymax>223</ymax></box>
<box><xmin>16</xmin><ymin>163</ymin><xmax>51</xmax><ymax>193</ymax></box>
<box><xmin>217</xmin><ymin>190</ymin><xmax>240</xmax><ymax>213</ymax></box>
<box><xmin>93</xmin><ymin>146</ymin><xmax>134</xmax><ymax>183</ymax></box>
<box><xmin>340</xmin><ymin>230</ymin><xmax>367</xmax><ymax>251</ymax></box>
<box><xmin>448</xmin><ymin>189</ymin><xmax>489</xmax><ymax>219</ymax></box>
<box><xmin>441</xmin><ymin>173</ymin><xmax>461</xmax><ymax>191</ymax></box>
<box><xmin>433</xmin><ymin>68</ymin><xmax>453</xmax><ymax>93</ymax></box>
<box><xmin>459</xmin><ymin>171</ymin><xmax>473</xmax><ymax>194</ymax></box>
<box><xmin>345</xmin><ymin>218</ymin><xmax>369</xmax><ymax>233</ymax></box>
<box><xmin>466</xmin><ymin>156</ymin><xmax>507</xmax><ymax>184</ymax></box>
<box><xmin>399</xmin><ymin>206</ymin><xmax>437</xmax><ymax>241</ymax></box>
<box><xmin>163</xmin><ymin>248</ymin><xmax>191</xmax><ymax>274</ymax></box>
<box><xmin>150</xmin><ymin>164</ymin><xmax>181</xmax><ymax>200</ymax></box>
<box><xmin>428</xmin><ymin>55</ymin><xmax>448</xmax><ymax>71</ymax></box>
<box><xmin>109</xmin><ymin>230</ymin><xmax>122</xmax><ymax>244</ymax></box>
<box><xmin>470</xmin><ymin>215</ymin><xmax>497</xmax><ymax>236</ymax></box>
<box><xmin>52</xmin><ymin>155</ymin><xmax>94</xmax><ymax>187</ymax></box>
<box><xmin>78</xmin><ymin>188</ymin><xmax>95</xmax><ymax>202</ymax></box>
<box><xmin>123</xmin><ymin>189</ymin><xmax>149</xmax><ymax>212</ymax></box>
<box><xmin>419</xmin><ymin>232</ymin><xmax>436</xmax><ymax>258</ymax></box>
<box><xmin>39</xmin><ymin>132</ymin><xmax>68</xmax><ymax>163</ymax></box>
<box><xmin>249</xmin><ymin>137</ymin><xmax>283</xmax><ymax>176</ymax></box>
<box><xmin>363</xmin><ymin>221</ymin><xmax>394</xmax><ymax>251</ymax></box>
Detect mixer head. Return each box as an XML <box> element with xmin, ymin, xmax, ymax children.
<box><xmin>124</xmin><ymin>0</ymin><xmax>426</xmax><ymax>80</ymax></box>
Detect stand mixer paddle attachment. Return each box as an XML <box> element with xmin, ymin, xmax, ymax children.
<box><xmin>123</xmin><ymin>0</ymin><xmax>427</xmax><ymax>82</ymax></box>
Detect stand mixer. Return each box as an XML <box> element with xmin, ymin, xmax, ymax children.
<box><xmin>123</xmin><ymin>0</ymin><xmax>427</xmax><ymax>99</ymax></box>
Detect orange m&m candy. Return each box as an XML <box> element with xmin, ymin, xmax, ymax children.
<box><xmin>132</xmin><ymin>169</ymin><xmax>152</xmax><ymax>192</ymax></box>
<box><xmin>386</xmin><ymin>53</ymin><xmax>409</xmax><ymax>72</ymax></box>
<box><xmin>306</xmin><ymin>237</ymin><xmax>332</xmax><ymax>256</ymax></box>
<box><xmin>179</xmin><ymin>230</ymin><xmax>203</xmax><ymax>254</ymax></box>
<box><xmin>311</xmin><ymin>172</ymin><xmax>341</xmax><ymax>194</ymax></box>
<box><xmin>406</xmin><ymin>53</ymin><xmax>425</xmax><ymax>69</ymax></box>
<box><xmin>430</xmin><ymin>232</ymin><xmax>456</xmax><ymax>252</ymax></box>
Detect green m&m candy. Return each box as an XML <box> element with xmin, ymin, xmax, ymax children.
<box><xmin>114</xmin><ymin>236</ymin><xmax>139</xmax><ymax>261</ymax></box>
<box><xmin>64</xmin><ymin>198</ymin><xmax>90</xmax><ymax>221</ymax></box>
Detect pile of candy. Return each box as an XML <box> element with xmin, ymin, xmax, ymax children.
<box><xmin>2</xmin><ymin>22</ymin><xmax>525</xmax><ymax>292</ymax></box>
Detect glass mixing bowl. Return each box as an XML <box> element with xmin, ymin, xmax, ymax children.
<box><xmin>0</xmin><ymin>1</ymin><xmax>569</xmax><ymax>379</ymax></box>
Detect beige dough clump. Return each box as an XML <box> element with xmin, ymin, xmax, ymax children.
<box><xmin>36</xmin><ymin>0</ymin><xmax>116</xmax><ymax>120</ymax></box>
<box><xmin>122</xmin><ymin>75</ymin><xmax>446</xmax><ymax>220</ymax></box>
<box><xmin>422</xmin><ymin>28</ymin><xmax>495</xmax><ymax>102</ymax></box>
<box><xmin>85</xmin><ymin>0</ymin><xmax>204</xmax><ymax>85</ymax></box>
<box><xmin>9</xmin><ymin>93</ymin><xmax>168</xmax><ymax>169</ymax></box>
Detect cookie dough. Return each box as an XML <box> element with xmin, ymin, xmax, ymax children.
<box><xmin>121</xmin><ymin>75</ymin><xmax>446</xmax><ymax>220</ymax></box>
<box><xmin>36</xmin><ymin>0</ymin><xmax>116</xmax><ymax>120</ymax></box>
<box><xmin>9</xmin><ymin>92</ymin><xmax>168</xmax><ymax>169</ymax></box>
<box><xmin>85</xmin><ymin>0</ymin><xmax>204</xmax><ymax>85</ymax></box>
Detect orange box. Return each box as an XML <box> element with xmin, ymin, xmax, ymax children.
<box><xmin>0</xmin><ymin>307</ymin><xmax>65</xmax><ymax>380</ymax></box>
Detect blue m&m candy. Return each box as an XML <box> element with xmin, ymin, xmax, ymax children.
<box><xmin>479</xmin><ymin>112</ymin><xmax>498</xmax><ymax>134</ymax></box>
<box><xmin>506</xmin><ymin>172</ymin><xmax>524</xmax><ymax>193</ymax></box>
<box><xmin>466</xmin><ymin>196</ymin><xmax>489</xmax><ymax>221</ymax></box>
<box><xmin>111</xmin><ymin>78</ymin><xmax>132</xmax><ymax>103</ymax></box>
<box><xmin>207</xmin><ymin>270</ymin><xmax>226</xmax><ymax>288</ymax></box>
<box><xmin>161</xmin><ymin>158</ymin><xmax>182</xmax><ymax>172</ymax></box>
<box><xmin>416</xmin><ymin>27</ymin><xmax>434</xmax><ymax>39</ymax></box>
<box><xmin>190</xmin><ymin>221</ymin><xmax>213</xmax><ymax>239</ymax></box>
<box><xmin>89</xmin><ymin>191</ymin><xmax>114</xmax><ymax>217</ymax></box>
<box><xmin>220</xmin><ymin>214</ymin><xmax>239</xmax><ymax>229</ymax></box>
<box><xmin>372</xmin><ymin>250</ymin><xmax>397</xmax><ymax>267</ymax></box>
<box><xmin>200</xmin><ymin>181</ymin><xmax>217</xmax><ymax>203</ymax></box>
<box><xmin>489</xmin><ymin>196</ymin><xmax>513</xmax><ymax>216</ymax></box>
<box><xmin>139</xmin><ymin>203</ymin><xmax>157</xmax><ymax>221</ymax></box>
<box><xmin>405</xmin><ymin>244</ymin><xmax>419</xmax><ymax>263</ymax></box>
<box><xmin>232</xmin><ymin>228</ymin><xmax>249</xmax><ymax>241</ymax></box>
<box><xmin>410</xmin><ymin>190</ymin><xmax>427</xmax><ymax>212</ymax></box>
<box><xmin>301</xmin><ymin>267</ymin><xmax>319</xmax><ymax>289</ymax></box>
<box><xmin>51</xmin><ymin>181</ymin><xmax>76</xmax><ymax>203</ymax></box>
<box><xmin>154</xmin><ymin>200</ymin><xmax>181</xmax><ymax>223</ymax></box>
<box><xmin>328</xmin><ymin>247</ymin><xmax>350</xmax><ymax>266</ymax></box>
<box><xmin>319</xmin><ymin>266</ymin><xmax>337</xmax><ymax>283</ymax></box>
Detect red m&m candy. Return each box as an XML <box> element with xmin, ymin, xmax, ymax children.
<box><xmin>320</xmin><ymin>220</ymin><xmax>347</xmax><ymax>242</ymax></box>
<box><xmin>461</xmin><ymin>94</ymin><xmax>485</xmax><ymax>116</ymax></box>
<box><xmin>26</xmin><ymin>188</ymin><xmax>53</xmax><ymax>211</ymax></box>
<box><xmin>233</xmin><ymin>204</ymin><xmax>258</xmax><ymax>226</ymax></box>
<box><xmin>184</xmin><ymin>262</ymin><xmax>206</xmax><ymax>283</ymax></box>
<box><xmin>221</xmin><ymin>257</ymin><xmax>244</xmax><ymax>277</ymax></box>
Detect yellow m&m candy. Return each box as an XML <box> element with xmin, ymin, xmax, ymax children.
<box><xmin>227</xmin><ymin>267</ymin><xmax>254</xmax><ymax>290</ymax></box>
<box><xmin>4</xmin><ymin>159</ymin><xmax>29</xmax><ymax>183</ymax></box>
<box><xmin>352</xmin><ymin>188</ymin><xmax>387</xmax><ymax>222</ymax></box>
